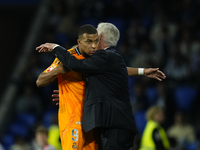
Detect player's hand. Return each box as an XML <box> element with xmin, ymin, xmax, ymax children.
<box><xmin>36</xmin><ymin>43</ymin><xmax>59</xmax><ymax>52</ymax></box>
<box><xmin>144</xmin><ymin>68</ymin><xmax>166</xmax><ymax>81</ymax></box>
<box><xmin>52</xmin><ymin>90</ymin><xmax>59</xmax><ymax>105</ymax></box>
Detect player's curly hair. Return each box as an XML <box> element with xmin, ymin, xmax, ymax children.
<box><xmin>97</xmin><ymin>22</ymin><xmax>120</xmax><ymax>47</ymax></box>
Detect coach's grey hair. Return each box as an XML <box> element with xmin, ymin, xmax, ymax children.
<box><xmin>97</xmin><ymin>22</ymin><xmax>120</xmax><ymax>47</ymax></box>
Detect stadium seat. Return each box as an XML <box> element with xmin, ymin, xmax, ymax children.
<box><xmin>174</xmin><ymin>86</ymin><xmax>197</xmax><ymax>112</ymax></box>
<box><xmin>145</xmin><ymin>86</ymin><xmax>157</xmax><ymax>106</ymax></box>
<box><xmin>8</xmin><ymin>123</ymin><xmax>28</xmax><ymax>137</ymax></box>
<box><xmin>133</xmin><ymin>110</ymin><xmax>147</xmax><ymax>135</ymax></box>
<box><xmin>186</xmin><ymin>142</ymin><xmax>198</xmax><ymax>150</ymax></box>
<box><xmin>104</xmin><ymin>17</ymin><xmax>126</xmax><ymax>32</ymax></box>
<box><xmin>55</xmin><ymin>32</ymin><xmax>70</xmax><ymax>46</ymax></box>
<box><xmin>141</xmin><ymin>15</ymin><xmax>152</xmax><ymax>28</ymax></box>
<box><xmin>14</xmin><ymin>113</ymin><xmax>36</xmax><ymax>127</ymax></box>
<box><xmin>1</xmin><ymin>134</ymin><xmax>14</xmax><ymax>149</ymax></box>
<box><xmin>80</xmin><ymin>17</ymin><xmax>99</xmax><ymax>27</ymax></box>
<box><xmin>43</xmin><ymin>110</ymin><xmax>57</xmax><ymax>128</ymax></box>
<box><xmin>128</xmin><ymin>76</ymin><xmax>136</xmax><ymax>96</ymax></box>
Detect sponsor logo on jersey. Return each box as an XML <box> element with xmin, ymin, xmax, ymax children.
<box><xmin>46</xmin><ymin>66</ymin><xmax>54</xmax><ymax>73</ymax></box>
<box><xmin>72</xmin><ymin>142</ymin><xmax>78</xmax><ymax>149</ymax></box>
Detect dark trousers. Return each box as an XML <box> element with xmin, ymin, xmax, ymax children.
<box><xmin>94</xmin><ymin>128</ymin><xmax>135</xmax><ymax>150</ymax></box>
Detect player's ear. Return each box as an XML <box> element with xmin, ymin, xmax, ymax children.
<box><xmin>77</xmin><ymin>39</ymin><xmax>81</xmax><ymax>45</ymax></box>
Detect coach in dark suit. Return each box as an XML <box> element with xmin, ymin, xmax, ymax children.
<box><xmin>37</xmin><ymin>23</ymin><xmax>138</xmax><ymax>150</ymax></box>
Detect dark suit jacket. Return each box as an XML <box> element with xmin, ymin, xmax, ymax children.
<box><xmin>52</xmin><ymin>46</ymin><xmax>138</xmax><ymax>133</ymax></box>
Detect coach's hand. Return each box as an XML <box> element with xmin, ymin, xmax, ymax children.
<box><xmin>52</xmin><ymin>90</ymin><xmax>59</xmax><ymax>105</ymax></box>
<box><xmin>36</xmin><ymin>43</ymin><xmax>58</xmax><ymax>52</ymax></box>
<box><xmin>144</xmin><ymin>68</ymin><xmax>166</xmax><ymax>81</ymax></box>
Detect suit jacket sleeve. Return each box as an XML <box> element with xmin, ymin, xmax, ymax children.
<box><xmin>51</xmin><ymin>46</ymin><xmax>107</xmax><ymax>74</ymax></box>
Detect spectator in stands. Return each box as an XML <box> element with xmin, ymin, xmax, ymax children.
<box><xmin>31</xmin><ymin>126</ymin><xmax>56</xmax><ymax>150</ymax></box>
<box><xmin>196</xmin><ymin>145</ymin><xmax>200</xmax><ymax>150</ymax></box>
<box><xmin>130</xmin><ymin>40</ymin><xmax>160</xmax><ymax>68</ymax></box>
<box><xmin>167</xmin><ymin>111</ymin><xmax>196</xmax><ymax>149</ymax></box>
<box><xmin>9</xmin><ymin>135</ymin><xmax>31</xmax><ymax>150</ymax></box>
<box><xmin>155</xmin><ymin>82</ymin><xmax>176</xmax><ymax>128</ymax></box>
<box><xmin>163</xmin><ymin>49</ymin><xmax>190</xmax><ymax>83</ymax></box>
<box><xmin>130</xmin><ymin>81</ymin><xmax>148</xmax><ymax>113</ymax></box>
<box><xmin>15</xmin><ymin>85</ymin><xmax>43</xmax><ymax>118</ymax></box>
<box><xmin>149</xmin><ymin>8</ymin><xmax>177</xmax><ymax>65</ymax></box>
<box><xmin>0</xmin><ymin>143</ymin><xmax>4</xmax><ymax>150</ymax></box>
<box><xmin>139</xmin><ymin>105</ymin><xmax>170</xmax><ymax>150</ymax></box>
<box><xmin>47</xmin><ymin>115</ymin><xmax>62</xmax><ymax>150</ymax></box>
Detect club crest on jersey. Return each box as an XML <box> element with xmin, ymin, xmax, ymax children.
<box><xmin>46</xmin><ymin>66</ymin><xmax>54</xmax><ymax>72</ymax></box>
<box><xmin>69</xmin><ymin>49</ymin><xmax>77</xmax><ymax>54</ymax></box>
<box><xmin>72</xmin><ymin>142</ymin><xmax>78</xmax><ymax>149</ymax></box>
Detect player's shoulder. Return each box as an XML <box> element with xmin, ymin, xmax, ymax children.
<box><xmin>67</xmin><ymin>46</ymin><xmax>77</xmax><ymax>54</ymax></box>
<box><xmin>67</xmin><ymin>45</ymin><xmax>85</xmax><ymax>59</ymax></box>
<box><xmin>67</xmin><ymin>45</ymin><xmax>81</xmax><ymax>55</ymax></box>
<box><xmin>51</xmin><ymin>57</ymin><xmax>60</xmax><ymax>64</ymax></box>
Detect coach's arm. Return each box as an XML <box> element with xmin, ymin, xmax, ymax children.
<box><xmin>126</xmin><ymin>67</ymin><xmax>166</xmax><ymax>81</ymax></box>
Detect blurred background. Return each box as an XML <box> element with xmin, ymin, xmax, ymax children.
<box><xmin>0</xmin><ymin>0</ymin><xmax>200</xmax><ymax>150</ymax></box>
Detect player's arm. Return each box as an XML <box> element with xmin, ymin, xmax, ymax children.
<box><xmin>36</xmin><ymin>43</ymin><xmax>107</xmax><ymax>73</ymax></box>
<box><xmin>36</xmin><ymin>69</ymin><xmax>58</xmax><ymax>87</ymax></box>
<box><xmin>36</xmin><ymin>63</ymin><xmax>70</xmax><ymax>87</ymax></box>
<box><xmin>127</xmin><ymin>67</ymin><xmax>166</xmax><ymax>81</ymax></box>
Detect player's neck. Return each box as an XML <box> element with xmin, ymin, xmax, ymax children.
<box><xmin>79</xmin><ymin>48</ymin><xmax>88</xmax><ymax>57</ymax></box>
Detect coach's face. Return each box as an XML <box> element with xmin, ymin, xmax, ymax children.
<box><xmin>78</xmin><ymin>33</ymin><xmax>99</xmax><ymax>57</ymax></box>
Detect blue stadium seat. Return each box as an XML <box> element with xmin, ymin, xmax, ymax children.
<box><xmin>133</xmin><ymin>110</ymin><xmax>147</xmax><ymax>135</ymax></box>
<box><xmin>141</xmin><ymin>15</ymin><xmax>152</xmax><ymax>28</ymax></box>
<box><xmin>1</xmin><ymin>134</ymin><xmax>14</xmax><ymax>150</ymax></box>
<box><xmin>145</xmin><ymin>86</ymin><xmax>157</xmax><ymax>106</ymax></box>
<box><xmin>174</xmin><ymin>86</ymin><xmax>197</xmax><ymax>112</ymax></box>
<box><xmin>55</xmin><ymin>32</ymin><xmax>70</xmax><ymax>46</ymax></box>
<box><xmin>8</xmin><ymin>123</ymin><xmax>28</xmax><ymax>137</ymax></box>
<box><xmin>43</xmin><ymin>110</ymin><xmax>57</xmax><ymax>128</ymax></box>
<box><xmin>104</xmin><ymin>17</ymin><xmax>126</xmax><ymax>32</ymax></box>
<box><xmin>80</xmin><ymin>17</ymin><xmax>99</xmax><ymax>27</ymax></box>
<box><xmin>128</xmin><ymin>76</ymin><xmax>136</xmax><ymax>96</ymax></box>
<box><xmin>14</xmin><ymin>113</ymin><xmax>36</xmax><ymax>127</ymax></box>
<box><xmin>186</xmin><ymin>142</ymin><xmax>198</xmax><ymax>150</ymax></box>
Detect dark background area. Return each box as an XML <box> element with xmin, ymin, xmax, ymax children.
<box><xmin>0</xmin><ymin>2</ymin><xmax>39</xmax><ymax>94</ymax></box>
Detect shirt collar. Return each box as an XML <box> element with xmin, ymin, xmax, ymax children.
<box><xmin>104</xmin><ymin>46</ymin><xmax>115</xmax><ymax>50</ymax></box>
<box><xmin>104</xmin><ymin>47</ymin><xmax>109</xmax><ymax>50</ymax></box>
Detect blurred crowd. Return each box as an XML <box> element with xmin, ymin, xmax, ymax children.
<box><xmin>1</xmin><ymin>0</ymin><xmax>200</xmax><ymax>150</ymax></box>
